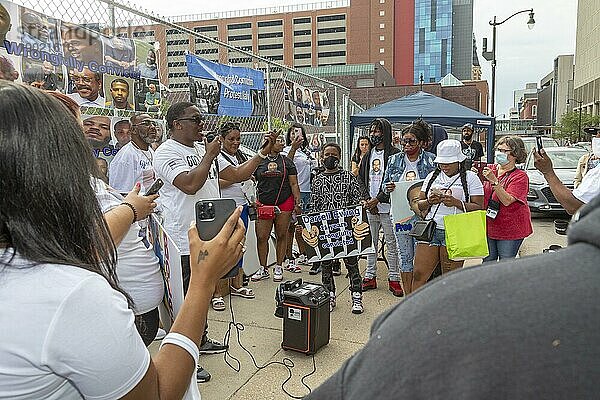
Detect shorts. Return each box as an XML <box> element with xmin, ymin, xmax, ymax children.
<box><xmin>417</xmin><ymin>228</ymin><xmax>446</xmax><ymax>247</ymax></box>
<box><xmin>278</xmin><ymin>195</ymin><xmax>295</xmax><ymax>212</ymax></box>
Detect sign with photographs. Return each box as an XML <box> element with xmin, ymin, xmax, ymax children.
<box><xmin>283</xmin><ymin>79</ymin><xmax>333</xmax><ymax>127</ymax></box>
<box><xmin>1</xmin><ymin>0</ymin><xmax>161</xmax><ymax>113</ymax></box>
<box><xmin>298</xmin><ymin>205</ymin><xmax>375</xmax><ymax>262</ymax></box>
<box><xmin>390</xmin><ymin>180</ymin><xmax>425</xmax><ymax>235</ymax></box>
<box><xmin>148</xmin><ymin>214</ymin><xmax>184</xmax><ymax>330</ymax></box>
<box><xmin>186</xmin><ymin>53</ymin><xmax>266</xmax><ymax>117</ymax></box>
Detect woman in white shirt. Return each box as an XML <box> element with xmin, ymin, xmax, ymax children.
<box><xmin>412</xmin><ymin>139</ymin><xmax>485</xmax><ymax>291</ymax></box>
<box><xmin>0</xmin><ymin>81</ymin><xmax>245</xmax><ymax>399</ymax></box>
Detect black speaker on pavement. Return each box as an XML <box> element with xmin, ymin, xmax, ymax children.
<box><xmin>281</xmin><ymin>279</ymin><xmax>330</xmax><ymax>355</ymax></box>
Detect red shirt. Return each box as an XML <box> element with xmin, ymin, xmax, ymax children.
<box><xmin>483</xmin><ymin>165</ymin><xmax>533</xmax><ymax>240</ymax></box>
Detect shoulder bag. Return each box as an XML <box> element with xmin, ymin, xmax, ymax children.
<box><xmin>256</xmin><ymin>156</ymin><xmax>286</xmax><ymax>220</ymax></box>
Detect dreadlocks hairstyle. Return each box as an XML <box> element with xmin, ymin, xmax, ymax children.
<box><xmin>369</xmin><ymin>118</ymin><xmax>394</xmax><ymax>153</ymax></box>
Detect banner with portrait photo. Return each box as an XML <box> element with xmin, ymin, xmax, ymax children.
<box><xmin>298</xmin><ymin>205</ymin><xmax>375</xmax><ymax>263</ymax></box>
<box><xmin>148</xmin><ymin>214</ymin><xmax>184</xmax><ymax>331</ymax></box>
<box><xmin>186</xmin><ymin>53</ymin><xmax>265</xmax><ymax>117</ymax></box>
<box><xmin>283</xmin><ymin>79</ymin><xmax>333</xmax><ymax>128</ymax></box>
<box><xmin>390</xmin><ymin>180</ymin><xmax>425</xmax><ymax>235</ymax></box>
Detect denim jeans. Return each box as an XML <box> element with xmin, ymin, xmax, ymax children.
<box><xmin>365</xmin><ymin>212</ymin><xmax>400</xmax><ymax>281</ymax></box>
<box><xmin>483</xmin><ymin>238</ymin><xmax>524</xmax><ymax>262</ymax></box>
<box><xmin>396</xmin><ymin>233</ymin><xmax>416</xmax><ymax>272</ymax></box>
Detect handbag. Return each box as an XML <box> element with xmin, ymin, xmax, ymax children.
<box><xmin>444</xmin><ymin>201</ymin><xmax>489</xmax><ymax>260</ymax></box>
<box><xmin>256</xmin><ymin>156</ymin><xmax>286</xmax><ymax>220</ymax></box>
<box><xmin>408</xmin><ymin>218</ymin><xmax>437</xmax><ymax>242</ymax></box>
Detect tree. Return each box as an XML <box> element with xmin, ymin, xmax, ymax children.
<box><xmin>556</xmin><ymin>111</ymin><xmax>600</xmax><ymax>142</ymax></box>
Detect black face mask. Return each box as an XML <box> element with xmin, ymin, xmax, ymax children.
<box><xmin>323</xmin><ymin>155</ymin><xmax>340</xmax><ymax>170</ymax></box>
<box><xmin>463</xmin><ymin>133</ymin><xmax>473</xmax><ymax>141</ymax></box>
<box><xmin>370</xmin><ymin>134</ymin><xmax>383</xmax><ymax>147</ymax></box>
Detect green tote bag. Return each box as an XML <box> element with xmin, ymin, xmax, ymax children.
<box><xmin>443</xmin><ymin>210</ymin><xmax>489</xmax><ymax>261</ymax></box>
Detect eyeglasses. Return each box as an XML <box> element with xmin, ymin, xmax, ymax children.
<box><xmin>401</xmin><ymin>138</ymin><xmax>418</xmax><ymax>145</ymax></box>
<box><xmin>134</xmin><ymin>120</ymin><xmax>158</xmax><ymax>127</ymax></box>
<box><xmin>176</xmin><ymin>116</ymin><xmax>204</xmax><ymax>125</ymax></box>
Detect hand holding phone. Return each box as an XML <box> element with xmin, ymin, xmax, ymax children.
<box><xmin>195</xmin><ymin>199</ymin><xmax>240</xmax><ymax>278</ymax></box>
<box><xmin>144</xmin><ymin>178</ymin><xmax>164</xmax><ymax>196</ymax></box>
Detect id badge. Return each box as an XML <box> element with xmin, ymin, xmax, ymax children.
<box><xmin>486</xmin><ymin>199</ymin><xmax>500</xmax><ymax>219</ymax></box>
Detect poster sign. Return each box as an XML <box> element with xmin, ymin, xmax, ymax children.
<box><xmin>390</xmin><ymin>180</ymin><xmax>424</xmax><ymax>235</ymax></box>
<box><xmin>147</xmin><ymin>214</ymin><xmax>184</xmax><ymax>331</ymax></box>
<box><xmin>283</xmin><ymin>79</ymin><xmax>333</xmax><ymax>127</ymax></box>
<box><xmin>186</xmin><ymin>53</ymin><xmax>266</xmax><ymax>117</ymax></box>
<box><xmin>298</xmin><ymin>205</ymin><xmax>374</xmax><ymax>262</ymax></box>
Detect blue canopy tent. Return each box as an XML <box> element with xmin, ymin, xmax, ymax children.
<box><xmin>350</xmin><ymin>91</ymin><xmax>496</xmax><ymax>162</ymax></box>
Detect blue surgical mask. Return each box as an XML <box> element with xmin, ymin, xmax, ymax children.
<box><xmin>494</xmin><ymin>151</ymin><xmax>509</xmax><ymax>166</ymax></box>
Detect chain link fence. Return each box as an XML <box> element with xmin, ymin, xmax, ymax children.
<box><xmin>6</xmin><ymin>0</ymin><xmax>361</xmax><ymax>164</ymax></box>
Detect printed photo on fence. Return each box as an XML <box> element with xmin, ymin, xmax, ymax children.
<box><xmin>148</xmin><ymin>214</ymin><xmax>184</xmax><ymax>331</ymax></box>
<box><xmin>186</xmin><ymin>53</ymin><xmax>265</xmax><ymax>117</ymax></box>
<box><xmin>298</xmin><ymin>205</ymin><xmax>375</xmax><ymax>262</ymax></box>
<box><xmin>390</xmin><ymin>180</ymin><xmax>425</xmax><ymax>235</ymax></box>
<box><xmin>283</xmin><ymin>79</ymin><xmax>332</xmax><ymax>127</ymax></box>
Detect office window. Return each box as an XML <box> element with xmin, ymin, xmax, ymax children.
<box><xmin>379</xmin><ymin>10</ymin><xmax>385</xmax><ymax>16</ymax></box>
<box><xmin>228</xmin><ymin>23</ymin><xmax>251</xmax><ymax>30</ymax></box>
<box><xmin>194</xmin><ymin>26</ymin><xmax>217</xmax><ymax>33</ymax></box>
<box><xmin>317</xmin><ymin>14</ymin><xmax>345</xmax><ymax>22</ymax></box>
<box><xmin>166</xmin><ymin>39</ymin><xmax>189</xmax><ymax>46</ymax></box>
<box><xmin>418</xmin><ymin>28</ymin><xmax>425</xmax><ymax>53</ymax></box>
<box><xmin>258</xmin><ymin>43</ymin><xmax>283</xmax><ymax>50</ymax></box>
<box><xmin>380</xmin><ymin>23</ymin><xmax>385</xmax><ymax>29</ymax></box>
<box><xmin>318</xmin><ymin>50</ymin><xmax>346</xmax><ymax>57</ymax></box>
<box><xmin>294</xmin><ymin>41</ymin><xmax>311</xmax><ymax>48</ymax></box>
<box><xmin>380</xmin><ymin>0</ymin><xmax>385</xmax><ymax>3</ymax></box>
<box><xmin>258</xmin><ymin>32</ymin><xmax>283</xmax><ymax>39</ymax></box>
<box><xmin>258</xmin><ymin>20</ymin><xmax>283</xmax><ymax>27</ymax></box>
<box><xmin>431</xmin><ymin>0</ymin><xmax>437</xmax><ymax>31</ymax></box>
<box><xmin>294</xmin><ymin>53</ymin><xmax>311</xmax><ymax>59</ymax></box>
<box><xmin>380</xmin><ymin>35</ymin><xmax>385</xmax><ymax>41</ymax></box>
<box><xmin>294</xmin><ymin>17</ymin><xmax>311</xmax><ymax>24</ymax></box>
<box><xmin>317</xmin><ymin>39</ymin><xmax>346</xmax><ymax>46</ymax></box>
<box><xmin>294</xmin><ymin>29</ymin><xmax>311</xmax><ymax>36</ymax></box>
<box><xmin>228</xmin><ymin>34</ymin><xmax>252</xmax><ymax>41</ymax></box>
<box><xmin>317</xmin><ymin>27</ymin><xmax>346</xmax><ymax>34</ymax></box>
<box><xmin>133</xmin><ymin>31</ymin><xmax>154</xmax><ymax>38</ymax></box>
<box><xmin>380</xmin><ymin>48</ymin><xmax>385</xmax><ymax>53</ymax></box>
<box><xmin>380</xmin><ymin>60</ymin><xmax>385</xmax><ymax>65</ymax></box>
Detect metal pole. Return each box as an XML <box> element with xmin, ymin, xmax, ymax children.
<box><xmin>490</xmin><ymin>18</ymin><xmax>497</xmax><ymax>117</ymax></box>
<box><xmin>265</xmin><ymin>63</ymin><xmax>271</xmax><ymax>131</ymax></box>
<box><xmin>578</xmin><ymin>105</ymin><xmax>582</xmax><ymax>142</ymax></box>
<box><xmin>109</xmin><ymin>0</ymin><xmax>116</xmax><ymax>36</ymax></box>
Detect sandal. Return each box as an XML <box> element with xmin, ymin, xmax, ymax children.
<box><xmin>229</xmin><ymin>286</ymin><xmax>255</xmax><ymax>299</ymax></box>
<box><xmin>211</xmin><ymin>297</ymin><xmax>226</xmax><ymax>311</ymax></box>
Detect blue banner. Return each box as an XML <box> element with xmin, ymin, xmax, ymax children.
<box><xmin>186</xmin><ymin>54</ymin><xmax>265</xmax><ymax>117</ymax></box>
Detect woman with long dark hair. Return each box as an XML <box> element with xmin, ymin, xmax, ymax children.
<box><xmin>411</xmin><ymin>139</ymin><xmax>484</xmax><ymax>291</ymax></box>
<box><xmin>351</xmin><ymin>136</ymin><xmax>371</xmax><ymax>176</ymax></box>
<box><xmin>0</xmin><ymin>81</ymin><xmax>245</xmax><ymax>399</ymax></box>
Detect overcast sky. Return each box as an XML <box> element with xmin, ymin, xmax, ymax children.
<box><xmin>132</xmin><ymin>0</ymin><xmax>578</xmax><ymax>117</ymax></box>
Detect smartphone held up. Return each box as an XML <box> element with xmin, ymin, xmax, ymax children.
<box><xmin>195</xmin><ymin>199</ymin><xmax>240</xmax><ymax>278</ymax></box>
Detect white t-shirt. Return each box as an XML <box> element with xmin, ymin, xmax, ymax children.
<box><xmin>217</xmin><ymin>152</ymin><xmax>247</xmax><ymax>207</ymax></box>
<box><xmin>283</xmin><ymin>145</ymin><xmax>313</xmax><ymax>192</ymax></box>
<box><xmin>403</xmin><ymin>156</ymin><xmax>419</xmax><ymax>182</ymax></box>
<box><xmin>153</xmin><ymin>138</ymin><xmax>220</xmax><ymax>255</ymax></box>
<box><xmin>0</xmin><ymin>250</ymin><xmax>150</xmax><ymax>400</ymax></box>
<box><xmin>93</xmin><ymin>178</ymin><xmax>164</xmax><ymax>314</ymax></box>
<box><xmin>572</xmin><ymin>163</ymin><xmax>600</xmax><ymax>204</ymax></box>
<box><xmin>109</xmin><ymin>142</ymin><xmax>155</xmax><ymax>194</ymax></box>
<box><xmin>422</xmin><ymin>170</ymin><xmax>484</xmax><ymax>229</ymax></box>
<box><xmin>369</xmin><ymin>149</ymin><xmax>390</xmax><ymax>214</ymax></box>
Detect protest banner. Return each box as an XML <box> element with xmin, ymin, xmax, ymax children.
<box><xmin>147</xmin><ymin>214</ymin><xmax>184</xmax><ymax>331</ymax></box>
<box><xmin>298</xmin><ymin>205</ymin><xmax>374</xmax><ymax>263</ymax></box>
<box><xmin>186</xmin><ymin>53</ymin><xmax>266</xmax><ymax>117</ymax></box>
<box><xmin>390</xmin><ymin>180</ymin><xmax>425</xmax><ymax>235</ymax></box>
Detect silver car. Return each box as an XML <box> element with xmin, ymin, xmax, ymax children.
<box><xmin>526</xmin><ymin>146</ymin><xmax>588</xmax><ymax>213</ymax></box>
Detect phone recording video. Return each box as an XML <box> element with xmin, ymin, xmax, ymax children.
<box><xmin>144</xmin><ymin>178</ymin><xmax>164</xmax><ymax>196</ymax></box>
<box><xmin>195</xmin><ymin>199</ymin><xmax>239</xmax><ymax>278</ymax></box>
<box><xmin>535</xmin><ymin>136</ymin><xmax>544</xmax><ymax>152</ymax></box>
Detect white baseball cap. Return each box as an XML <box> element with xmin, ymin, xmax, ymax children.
<box><xmin>434</xmin><ymin>139</ymin><xmax>467</xmax><ymax>164</ymax></box>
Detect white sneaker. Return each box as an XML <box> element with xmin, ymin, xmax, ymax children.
<box><xmin>154</xmin><ymin>328</ymin><xmax>166</xmax><ymax>341</ymax></box>
<box><xmin>329</xmin><ymin>292</ymin><xmax>336</xmax><ymax>312</ymax></box>
<box><xmin>296</xmin><ymin>254</ymin><xmax>310</xmax><ymax>266</ymax></box>
<box><xmin>273</xmin><ymin>265</ymin><xmax>283</xmax><ymax>282</ymax></box>
<box><xmin>285</xmin><ymin>259</ymin><xmax>302</xmax><ymax>273</ymax></box>
<box><xmin>351</xmin><ymin>292</ymin><xmax>364</xmax><ymax>314</ymax></box>
<box><xmin>251</xmin><ymin>267</ymin><xmax>270</xmax><ymax>281</ymax></box>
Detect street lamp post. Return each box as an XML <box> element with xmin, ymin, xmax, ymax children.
<box><xmin>482</xmin><ymin>9</ymin><xmax>535</xmax><ymax>117</ymax></box>
<box><xmin>567</xmin><ymin>98</ymin><xmax>583</xmax><ymax>142</ymax></box>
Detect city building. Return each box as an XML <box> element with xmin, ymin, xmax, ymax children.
<box><xmin>537</xmin><ymin>54</ymin><xmax>575</xmax><ymax>132</ymax></box>
<box><xmin>573</xmin><ymin>0</ymin><xmax>600</xmax><ymax>117</ymax></box>
<box><xmin>123</xmin><ymin>0</ymin><xmax>476</xmax><ymax>90</ymax></box>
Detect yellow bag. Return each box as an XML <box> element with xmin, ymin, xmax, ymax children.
<box><xmin>443</xmin><ymin>210</ymin><xmax>489</xmax><ymax>260</ymax></box>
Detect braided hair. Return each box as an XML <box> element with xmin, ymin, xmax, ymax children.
<box><xmin>424</xmin><ymin>163</ymin><xmax>469</xmax><ymax>200</ymax></box>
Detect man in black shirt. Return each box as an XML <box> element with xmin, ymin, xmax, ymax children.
<box><xmin>460</xmin><ymin>123</ymin><xmax>484</xmax><ymax>164</ymax></box>
<box><xmin>306</xmin><ymin>195</ymin><xmax>600</xmax><ymax>400</ymax></box>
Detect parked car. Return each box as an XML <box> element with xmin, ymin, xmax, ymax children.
<box><xmin>525</xmin><ymin>146</ymin><xmax>588</xmax><ymax>213</ymax></box>
<box><xmin>520</xmin><ymin>136</ymin><xmax>559</xmax><ymax>154</ymax></box>
<box><xmin>573</xmin><ymin>141</ymin><xmax>592</xmax><ymax>153</ymax></box>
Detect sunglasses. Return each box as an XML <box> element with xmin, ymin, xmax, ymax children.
<box><xmin>134</xmin><ymin>120</ymin><xmax>158</xmax><ymax>127</ymax></box>
<box><xmin>176</xmin><ymin>116</ymin><xmax>204</xmax><ymax>125</ymax></box>
<box><xmin>401</xmin><ymin>138</ymin><xmax>418</xmax><ymax>145</ymax></box>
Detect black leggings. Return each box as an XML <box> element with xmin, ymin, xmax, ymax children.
<box><xmin>319</xmin><ymin>256</ymin><xmax>362</xmax><ymax>295</ymax></box>
<box><xmin>135</xmin><ymin>307</ymin><xmax>160</xmax><ymax>347</ymax></box>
